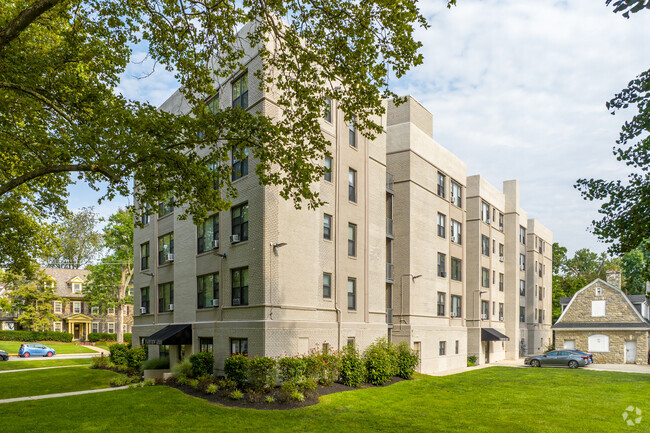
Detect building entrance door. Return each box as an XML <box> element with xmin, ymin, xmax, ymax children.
<box><xmin>625</xmin><ymin>341</ymin><xmax>637</xmax><ymax>364</ymax></box>
<box><xmin>74</xmin><ymin>324</ymin><xmax>80</xmax><ymax>340</ymax></box>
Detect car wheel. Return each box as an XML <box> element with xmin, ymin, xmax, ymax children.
<box><xmin>568</xmin><ymin>360</ymin><xmax>578</xmax><ymax>369</ymax></box>
<box><xmin>23</xmin><ymin>352</ymin><xmax>30</xmax><ymax>358</ymax></box>
<box><xmin>531</xmin><ymin>359</ymin><xmax>540</xmax><ymax>368</ymax></box>
<box><xmin>46</xmin><ymin>352</ymin><xmax>53</xmax><ymax>357</ymax></box>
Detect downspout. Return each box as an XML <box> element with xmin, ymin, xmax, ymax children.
<box><xmin>334</xmin><ymin>105</ymin><xmax>342</xmax><ymax>350</ymax></box>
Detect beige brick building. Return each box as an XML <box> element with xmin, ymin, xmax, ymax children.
<box><xmin>554</xmin><ymin>271</ymin><xmax>650</xmax><ymax>364</ymax></box>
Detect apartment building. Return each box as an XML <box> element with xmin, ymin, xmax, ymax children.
<box><xmin>132</xmin><ymin>23</ymin><xmax>388</xmax><ymax>371</ymax></box>
<box><xmin>386</xmin><ymin>98</ymin><xmax>468</xmax><ymax>373</ymax></box>
<box><xmin>525</xmin><ymin>219</ymin><xmax>553</xmax><ymax>354</ymax></box>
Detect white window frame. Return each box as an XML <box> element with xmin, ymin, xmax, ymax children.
<box><xmin>54</xmin><ymin>301</ymin><xmax>62</xmax><ymax>314</ymax></box>
<box><xmin>591</xmin><ymin>300</ymin><xmax>606</xmax><ymax>317</ymax></box>
<box><xmin>108</xmin><ymin>322</ymin><xmax>115</xmax><ymax>334</ymax></box>
<box><xmin>73</xmin><ymin>301</ymin><xmax>81</xmax><ymax>314</ymax></box>
<box><xmin>53</xmin><ymin>322</ymin><xmax>62</xmax><ymax>332</ymax></box>
<box><xmin>72</xmin><ymin>283</ymin><xmax>82</xmax><ymax>294</ymax></box>
<box><xmin>595</xmin><ymin>287</ymin><xmax>603</xmax><ymax>296</ymax></box>
<box><xmin>107</xmin><ymin>307</ymin><xmax>115</xmax><ymax>315</ymax></box>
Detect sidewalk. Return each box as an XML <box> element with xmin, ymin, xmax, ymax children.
<box><xmin>0</xmin><ymin>386</ymin><xmax>129</xmax><ymax>405</ymax></box>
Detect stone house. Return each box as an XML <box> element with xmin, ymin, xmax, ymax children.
<box><xmin>553</xmin><ymin>270</ymin><xmax>650</xmax><ymax>364</ymax></box>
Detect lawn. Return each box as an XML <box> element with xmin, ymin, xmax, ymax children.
<box><xmin>0</xmin><ymin>366</ymin><xmax>118</xmax><ymax>399</ymax></box>
<box><xmin>0</xmin><ymin>358</ymin><xmax>91</xmax><ymax>371</ymax></box>
<box><xmin>0</xmin><ymin>341</ymin><xmax>97</xmax><ymax>355</ymax></box>
<box><xmin>1</xmin><ymin>367</ymin><xmax>648</xmax><ymax>432</ymax></box>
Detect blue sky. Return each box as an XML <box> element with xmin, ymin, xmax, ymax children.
<box><xmin>72</xmin><ymin>0</ymin><xmax>650</xmax><ymax>256</ymax></box>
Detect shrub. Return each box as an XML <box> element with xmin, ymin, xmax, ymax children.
<box><xmin>298</xmin><ymin>377</ymin><xmax>317</xmax><ymax>392</ymax></box>
<box><xmin>264</xmin><ymin>396</ymin><xmax>275</xmax><ymax>404</ymax></box>
<box><xmin>197</xmin><ymin>374</ymin><xmax>213</xmax><ymax>391</ymax></box>
<box><xmin>176</xmin><ymin>374</ymin><xmax>188</xmax><ymax>386</ymax></box>
<box><xmin>278</xmin><ymin>357</ymin><xmax>306</xmax><ymax>384</ymax></box>
<box><xmin>364</xmin><ymin>338</ymin><xmax>398</xmax><ymax>385</ymax></box>
<box><xmin>188</xmin><ymin>379</ymin><xmax>199</xmax><ymax>389</ymax></box>
<box><xmin>206</xmin><ymin>384</ymin><xmax>218</xmax><ymax>394</ymax></box>
<box><xmin>216</xmin><ymin>378</ymin><xmax>237</xmax><ymax>392</ymax></box>
<box><xmin>142</xmin><ymin>379</ymin><xmax>155</xmax><ymax>387</ymax></box>
<box><xmin>172</xmin><ymin>360</ymin><xmax>193</xmax><ymax>378</ymax></box>
<box><xmin>189</xmin><ymin>351</ymin><xmax>214</xmax><ymax>378</ymax></box>
<box><xmin>248</xmin><ymin>357</ymin><xmax>277</xmax><ymax>392</ymax></box>
<box><xmin>127</xmin><ymin>347</ymin><xmax>147</xmax><ymax>370</ymax></box>
<box><xmin>141</xmin><ymin>357</ymin><xmax>169</xmax><ymax>371</ymax></box>
<box><xmin>280</xmin><ymin>381</ymin><xmax>297</xmax><ymax>395</ymax></box>
<box><xmin>129</xmin><ymin>375</ymin><xmax>142</xmax><ymax>384</ymax></box>
<box><xmin>314</xmin><ymin>349</ymin><xmax>341</xmax><ymax>386</ymax></box>
<box><xmin>289</xmin><ymin>390</ymin><xmax>305</xmax><ymax>402</ymax></box>
<box><xmin>91</xmin><ymin>354</ymin><xmax>110</xmax><ymax>369</ymax></box>
<box><xmin>87</xmin><ymin>332</ymin><xmax>132</xmax><ymax>344</ymax></box>
<box><xmin>0</xmin><ymin>330</ymin><xmax>72</xmax><ymax>342</ymax></box>
<box><xmin>395</xmin><ymin>342</ymin><xmax>419</xmax><ymax>379</ymax></box>
<box><xmin>110</xmin><ymin>375</ymin><xmax>129</xmax><ymax>387</ymax></box>
<box><xmin>109</xmin><ymin>344</ymin><xmax>130</xmax><ymax>366</ymax></box>
<box><xmin>229</xmin><ymin>390</ymin><xmax>244</xmax><ymax>400</ymax></box>
<box><xmin>224</xmin><ymin>354</ymin><xmax>249</xmax><ymax>386</ymax></box>
<box><xmin>467</xmin><ymin>356</ymin><xmax>477</xmax><ymax>367</ymax></box>
<box><xmin>339</xmin><ymin>344</ymin><xmax>365</xmax><ymax>387</ymax></box>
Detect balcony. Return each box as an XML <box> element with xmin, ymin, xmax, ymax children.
<box><xmin>386</xmin><ymin>308</ymin><xmax>393</xmax><ymax>325</ymax></box>
<box><xmin>386</xmin><ymin>263</ymin><xmax>394</xmax><ymax>282</ymax></box>
<box><xmin>386</xmin><ymin>173</ymin><xmax>394</xmax><ymax>193</ymax></box>
<box><xmin>386</xmin><ymin>217</ymin><xmax>394</xmax><ymax>237</ymax></box>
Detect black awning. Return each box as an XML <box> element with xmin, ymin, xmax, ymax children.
<box><xmin>144</xmin><ymin>324</ymin><xmax>192</xmax><ymax>345</ymax></box>
<box><xmin>481</xmin><ymin>328</ymin><xmax>510</xmax><ymax>342</ymax></box>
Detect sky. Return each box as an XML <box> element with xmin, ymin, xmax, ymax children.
<box><xmin>69</xmin><ymin>0</ymin><xmax>650</xmax><ymax>256</ymax></box>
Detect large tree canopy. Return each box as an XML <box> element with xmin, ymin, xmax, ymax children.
<box><xmin>1</xmin><ymin>0</ymin><xmax>451</xmax><ymax>272</ymax></box>
<box><xmin>575</xmin><ymin>1</ymin><xmax>650</xmax><ymax>254</ymax></box>
<box><xmin>41</xmin><ymin>207</ymin><xmax>102</xmax><ymax>269</ymax></box>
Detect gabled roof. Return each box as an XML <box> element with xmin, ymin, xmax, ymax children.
<box><xmin>41</xmin><ymin>268</ymin><xmax>89</xmax><ymax>298</ymax></box>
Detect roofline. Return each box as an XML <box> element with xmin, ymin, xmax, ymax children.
<box><xmin>553</xmin><ymin>327</ymin><xmax>650</xmax><ymax>331</ymax></box>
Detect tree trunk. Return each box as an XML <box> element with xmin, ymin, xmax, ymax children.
<box><xmin>116</xmin><ymin>303</ymin><xmax>123</xmax><ymax>344</ymax></box>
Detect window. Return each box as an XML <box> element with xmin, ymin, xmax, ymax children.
<box><xmin>91</xmin><ymin>306</ymin><xmax>98</xmax><ymax>314</ymax></box>
<box><xmin>451</xmin><ymin>258</ymin><xmax>462</xmax><ymax>281</ymax></box>
<box><xmin>141</xmin><ymin>203</ymin><xmax>151</xmax><ymax>225</ymax></box>
<box><xmin>520</xmin><ymin>307</ymin><xmax>525</xmax><ymax>323</ymax></box>
<box><xmin>232</xmin><ymin>73</ymin><xmax>248</xmax><ymax>109</ymax></box>
<box><xmin>197</xmin><ymin>273</ymin><xmax>219</xmax><ymax>309</ymax></box>
<box><xmin>158</xmin><ymin>232</ymin><xmax>174</xmax><ymax>265</ymax></box>
<box><xmin>348</xmin><ymin>168</ymin><xmax>357</xmax><ymax>202</ymax></box>
<box><xmin>498</xmin><ymin>213</ymin><xmax>503</xmax><ymax>230</ymax></box>
<box><xmin>538</xmin><ymin>262</ymin><xmax>543</xmax><ymax>277</ymax></box>
<box><xmin>141</xmin><ymin>287</ymin><xmax>150</xmax><ymax>314</ymax></box>
<box><xmin>499</xmin><ymin>303</ymin><xmax>504</xmax><ymax>321</ymax></box>
<box><xmin>520</xmin><ymin>254</ymin><xmax>525</xmax><ymax>270</ymax></box>
<box><xmin>451</xmin><ymin>181</ymin><xmax>462</xmax><ymax>207</ymax></box>
<box><xmin>348</xmin><ymin>278</ymin><xmax>356</xmax><ymax>311</ymax></box>
<box><xmin>437</xmin><ymin>213</ymin><xmax>446</xmax><ymax>238</ymax></box>
<box><xmin>107</xmin><ymin>307</ymin><xmax>115</xmax><ymax>315</ymax></box>
<box><xmin>53</xmin><ymin>322</ymin><xmax>62</xmax><ymax>332</ymax></box>
<box><xmin>230</xmin><ymin>338</ymin><xmax>248</xmax><ymax>355</ymax></box>
<box><xmin>72</xmin><ymin>283</ymin><xmax>82</xmax><ymax>294</ymax></box>
<box><xmin>539</xmin><ymin>240</ymin><xmax>543</xmax><ymax>254</ymax></box>
<box><xmin>437</xmin><ymin>292</ymin><xmax>446</xmax><ymax>316</ymax></box>
<box><xmin>231</xmin><ymin>203</ymin><xmax>249</xmax><ymax>242</ymax></box>
<box><xmin>481</xmin><ymin>268</ymin><xmax>489</xmax><ymax>288</ymax></box>
<box><xmin>439</xmin><ymin>341</ymin><xmax>446</xmax><ymax>356</ymax></box>
<box><xmin>437</xmin><ymin>172</ymin><xmax>445</xmax><ymax>198</ymax></box>
<box><xmin>92</xmin><ymin>322</ymin><xmax>99</xmax><ymax>333</ymax></box>
<box><xmin>108</xmin><ymin>322</ymin><xmax>115</xmax><ymax>334</ymax></box>
<box><xmin>481</xmin><ymin>202</ymin><xmax>490</xmax><ymax>223</ymax></box>
<box><xmin>54</xmin><ymin>301</ymin><xmax>62</xmax><ymax>314</ymax></box>
<box><xmin>437</xmin><ymin>253</ymin><xmax>446</xmax><ymax>277</ymax></box>
<box><xmin>324</xmin><ymin>157</ymin><xmax>332</xmax><ymax>182</ymax></box>
<box><xmin>207</xmin><ymin>94</ymin><xmax>219</xmax><ymax>114</ymax></box>
<box><xmin>538</xmin><ymin>309</ymin><xmax>543</xmax><ymax>324</ymax></box>
<box><xmin>588</xmin><ymin>334</ymin><xmax>609</xmax><ymax>352</ymax></box>
<box><xmin>158</xmin><ymin>282</ymin><xmax>174</xmax><ymax>313</ymax></box>
<box><xmin>349</xmin><ymin>115</ymin><xmax>356</xmax><ymax>147</ymax></box>
<box><xmin>324</xmin><ymin>98</ymin><xmax>332</xmax><ymax>122</ymax></box>
<box><xmin>451</xmin><ymin>219</ymin><xmax>462</xmax><ymax>244</ymax></box>
<box><xmin>451</xmin><ymin>295</ymin><xmax>461</xmax><ymax>318</ymax></box>
<box><xmin>591</xmin><ymin>300</ymin><xmax>606</xmax><ymax>317</ymax></box>
<box><xmin>323</xmin><ymin>214</ymin><xmax>332</xmax><ymax>240</ymax></box>
<box><xmin>481</xmin><ymin>235</ymin><xmax>490</xmax><ymax>256</ymax></box>
<box><xmin>231</xmin><ymin>268</ymin><xmax>249</xmax><ymax>306</ymax></box>
<box><xmin>347</xmin><ymin>337</ymin><xmax>356</xmax><ymax>348</ymax></box>
<box><xmin>595</xmin><ymin>287</ymin><xmax>603</xmax><ymax>296</ymax></box>
<box><xmin>199</xmin><ymin>337</ymin><xmax>214</xmax><ymax>353</ymax></box>
<box><xmin>232</xmin><ymin>147</ymin><xmax>249</xmax><ymax>180</ymax></box>
<box><xmin>499</xmin><ymin>273</ymin><xmax>504</xmax><ymax>292</ymax></box>
<box><xmin>455</xmin><ymin>340</ymin><xmax>460</xmax><ymax>355</ymax></box>
<box><xmin>73</xmin><ymin>301</ymin><xmax>81</xmax><ymax>314</ymax></box>
<box><xmin>493</xmin><ymin>239</ymin><xmax>496</xmax><ymax>254</ymax></box>
<box><xmin>159</xmin><ymin>197</ymin><xmax>174</xmax><ymax>216</ymax></box>
<box><xmin>197</xmin><ymin>214</ymin><xmax>219</xmax><ymax>253</ymax></box>
<box><xmin>323</xmin><ymin>273</ymin><xmax>332</xmax><ymax>299</ymax></box>
<box><xmin>520</xmin><ymin>226</ymin><xmax>526</xmax><ymax>244</ymax></box>
<box><xmin>140</xmin><ymin>242</ymin><xmax>150</xmax><ymax>270</ymax></box>
<box><xmin>499</xmin><ymin>243</ymin><xmax>504</xmax><ymax>258</ymax></box>
<box><xmin>348</xmin><ymin>223</ymin><xmax>357</xmax><ymax>257</ymax></box>
<box><xmin>481</xmin><ymin>300</ymin><xmax>489</xmax><ymax>319</ymax></box>
<box><xmin>539</xmin><ymin>286</ymin><xmax>543</xmax><ymax>301</ymax></box>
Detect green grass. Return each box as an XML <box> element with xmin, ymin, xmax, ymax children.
<box><xmin>93</xmin><ymin>342</ymin><xmax>114</xmax><ymax>351</ymax></box>
<box><xmin>0</xmin><ymin>358</ymin><xmax>92</xmax><ymax>371</ymax></box>
<box><xmin>0</xmin><ymin>366</ymin><xmax>118</xmax><ymax>399</ymax></box>
<box><xmin>0</xmin><ymin>341</ymin><xmax>97</xmax><ymax>354</ymax></box>
<box><xmin>1</xmin><ymin>367</ymin><xmax>649</xmax><ymax>432</ymax></box>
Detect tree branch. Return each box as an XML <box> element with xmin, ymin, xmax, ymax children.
<box><xmin>0</xmin><ymin>81</ymin><xmax>73</xmax><ymax>124</ymax></box>
<box><xmin>0</xmin><ymin>0</ymin><xmax>64</xmax><ymax>52</ymax></box>
<box><xmin>0</xmin><ymin>163</ymin><xmax>121</xmax><ymax>196</ymax></box>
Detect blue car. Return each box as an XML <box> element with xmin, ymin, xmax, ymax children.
<box><xmin>18</xmin><ymin>343</ymin><xmax>56</xmax><ymax>358</ymax></box>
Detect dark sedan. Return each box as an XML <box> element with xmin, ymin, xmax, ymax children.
<box><xmin>524</xmin><ymin>350</ymin><xmax>589</xmax><ymax>369</ymax></box>
<box><xmin>0</xmin><ymin>349</ymin><xmax>8</xmax><ymax>361</ymax></box>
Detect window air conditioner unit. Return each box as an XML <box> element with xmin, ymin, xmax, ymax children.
<box><xmin>486</xmin><ymin>219</ymin><xmax>491</xmax><ymax>224</ymax></box>
<box><xmin>440</xmin><ymin>271</ymin><xmax>447</xmax><ymax>277</ymax></box>
<box><xmin>450</xmin><ymin>312</ymin><xmax>457</xmax><ymax>318</ymax></box>
<box><xmin>210</xmin><ymin>299</ymin><xmax>219</xmax><ymax>307</ymax></box>
<box><xmin>140</xmin><ymin>307</ymin><xmax>147</xmax><ymax>314</ymax></box>
<box><xmin>212</xmin><ymin>239</ymin><xmax>220</xmax><ymax>249</ymax></box>
<box><xmin>232</xmin><ymin>298</ymin><xmax>241</xmax><ymax>306</ymax></box>
<box><xmin>169</xmin><ymin>303</ymin><xmax>174</xmax><ymax>311</ymax></box>
<box><xmin>499</xmin><ymin>315</ymin><xmax>504</xmax><ymax>321</ymax></box>
<box><xmin>167</xmin><ymin>253</ymin><xmax>175</xmax><ymax>262</ymax></box>
<box><xmin>499</xmin><ymin>256</ymin><xmax>505</xmax><ymax>262</ymax></box>
<box><xmin>481</xmin><ymin>314</ymin><xmax>488</xmax><ymax>320</ymax></box>
<box><xmin>520</xmin><ymin>265</ymin><xmax>525</xmax><ymax>271</ymax></box>
<box><xmin>230</xmin><ymin>234</ymin><xmax>240</xmax><ymax>243</ymax></box>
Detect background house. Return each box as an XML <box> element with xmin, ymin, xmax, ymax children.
<box><xmin>553</xmin><ymin>270</ymin><xmax>650</xmax><ymax>364</ymax></box>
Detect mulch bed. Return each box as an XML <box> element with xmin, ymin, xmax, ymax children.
<box><xmin>166</xmin><ymin>376</ymin><xmax>405</xmax><ymax>410</ymax></box>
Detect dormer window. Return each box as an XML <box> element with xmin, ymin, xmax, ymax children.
<box><xmin>72</xmin><ymin>283</ymin><xmax>82</xmax><ymax>294</ymax></box>
<box><xmin>595</xmin><ymin>287</ymin><xmax>602</xmax><ymax>296</ymax></box>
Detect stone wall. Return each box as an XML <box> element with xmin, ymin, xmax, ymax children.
<box><xmin>555</xmin><ymin>330</ymin><xmax>648</xmax><ymax>364</ymax></box>
<box><xmin>559</xmin><ymin>280</ymin><xmax>641</xmax><ymax>324</ymax></box>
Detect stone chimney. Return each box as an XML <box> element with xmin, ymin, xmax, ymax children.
<box><xmin>606</xmin><ymin>269</ymin><xmax>621</xmax><ymax>288</ymax></box>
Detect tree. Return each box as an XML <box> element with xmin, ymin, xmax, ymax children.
<box><xmin>83</xmin><ymin>209</ymin><xmax>133</xmax><ymax>343</ymax></box>
<box><xmin>41</xmin><ymin>207</ymin><xmax>102</xmax><ymax>269</ymax></box>
<box><xmin>2</xmin><ymin>268</ymin><xmax>62</xmax><ymax>331</ymax></box>
<box><xmin>0</xmin><ymin>0</ymin><xmax>451</xmax><ymax>273</ymax></box>
<box><xmin>575</xmin><ymin>1</ymin><xmax>650</xmax><ymax>254</ymax></box>
<box><xmin>620</xmin><ymin>239</ymin><xmax>650</xmax><ymax>295</ymax></box>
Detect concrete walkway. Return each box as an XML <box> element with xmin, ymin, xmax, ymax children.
<box><xmin>0</xmin><ymin>386</ymin><xmax>129</xmax><ymax>405</ymax></box>
<box><xmin>0</xmin><ymin>364</ymin><xmax>89</xmax><ymax>374</ymax></box>
<box><xmin>583</xmin><ymin>363</ymin><xmax>650</xmax><ymax>374</ymax></box>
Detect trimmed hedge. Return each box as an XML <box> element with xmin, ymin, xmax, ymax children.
<box><xmin>0</xmin><ymin>330</ymin><xmax>72</xmax><ymax>342</ymax></box>
<box><xmin>88</xmin><ymin>333</ymin><xmax>132</xmax><ymax>344</ymax></box>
